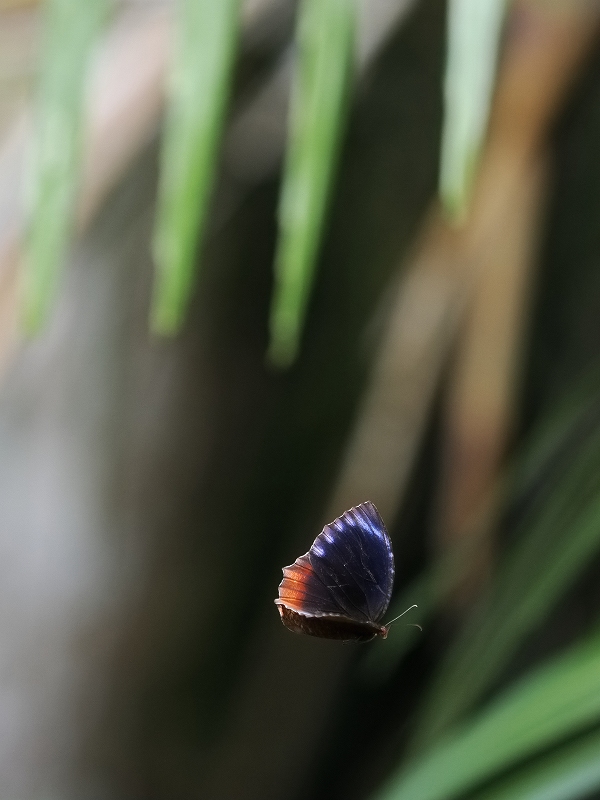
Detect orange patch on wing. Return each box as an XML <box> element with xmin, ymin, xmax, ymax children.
<box><xmin>277</xmin><ymin>554</ymin><xmax>320</xmax><ymax>613</ymax></box>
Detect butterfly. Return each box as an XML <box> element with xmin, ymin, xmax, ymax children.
<box><xmin>275</xmin><ymin>501</ymin><xmax>415</xmax><ymax>642</ymax></box>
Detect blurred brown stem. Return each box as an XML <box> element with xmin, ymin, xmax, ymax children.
<box><xmin>329</xmin><ymin>0</ymin><xmax>600</xmax><ymax>615</ymax></box>
<box><xmin>434</xmin><ymin>0</ymin><xmax>599</xmax><ymax>608</ymax></box>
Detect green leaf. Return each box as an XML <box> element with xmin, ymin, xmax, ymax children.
<box><xmin>440</xmin><ymin>0</ymin><xmax>507</xmax><ymax>219</ymax></box>
<box><xmin>267</xmin><ymin>0</ymin><xmax>355</xmax><ymax>368</ymax></box>
<box><xmin>412</xmin><ymin>417</ymin><xmax>600</xmax><ymax>750</ymax></box>
<box><xmin>373</xmin><ymin>627</ymin><xmax>600</xmax><ymax>800</ymax></box>
<box><xmin>507</xmin><ymin>367</ymin><xmax>600</xmax><ymax>496</ymax></box>
<box><xmin>23</xmin><ymin>0</ymin><xmax>109</xmax><ymax>332</ymax></box>
<box><xmin>151</xmin><ymin>0</ymin><xmax>241</xmax><ymax>334</ymax></box>
<box><xmin>360</xmin><ymin>370</ymin><xmax>600</xmax><ymax>686</ymax></box>
<box><xmin>474</xmin><ymin>726</ymin><xmax>600</xmax><ymax>800</ymax></box>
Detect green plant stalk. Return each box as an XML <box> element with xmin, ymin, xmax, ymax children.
<box><xmin>475</xmin><ymin>726</ymin><xmax>600</xmax><ymax>800</ymax></box>
<box><xmin>440</xmin><ymin>0</ymin><xmax>507</xmax><ymax>219</ymax></box>
<box><xmin>267</xmin><ymin>0</ymin><xmax>355</xmax><ymax>368</ymax></box>
<box><xmin>412</xmin><ymin>422</ymin><xmax>600</xmax><ymax>751</ymax></box>
<box><xmin>373</xmin><ymin>627</ymin><xmax>600</xmax><ymax>800</ymax></box>
<box><xmin>151</xmin><ymin>0</ymin><xmax>241</xmax><ymax>334</ymax></box>
<box><xmin>506</xmin><ymin>368</ymin><xmax>600</xmax><ymax>494</ymax></box>
<box><xmin>360</xmin><ymin>373</ymin><xmax>600</xmax><ymax>684</ymax></box>
<box><xmin>23</xmin><ymin>0</ymin><xmax>108</xmax><ymax>332</ymax></box>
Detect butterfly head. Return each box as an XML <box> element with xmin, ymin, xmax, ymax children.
<box><xmin>378</xmin><ymin>624</ymin><xmax>389</xmax><ymax>640</ymax></box>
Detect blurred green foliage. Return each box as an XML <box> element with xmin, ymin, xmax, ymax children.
<box><xmin>151</xmin><ymin>0</ymin><xmax>241</xmax><ymax>333</ymax></box>
<box><xmin>376</xmin><ymin>624</ymin><xmax>600</xmax><ymax>800</ymax></box>
<box><xmin>22</xmin><ymin>1</ymin><xmax>600</xmax><ymax>799</ymax></box>
<box><xmin>439</xmin><ymin>0</ymin><xmax>506</xmax><ymax>218</ymax></box>
<box><xmin>24</xmin><ymin>0</ymin><xmax>109</xmax><ymax>331</ymax></box>
<box><xmin>267</xmin><ymin>0</ymin><xmax>355</xmax><ymax>367</ymax></box>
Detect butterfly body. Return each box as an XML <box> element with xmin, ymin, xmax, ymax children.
<box><xmin>275</xmin><ymin>502</ymin><xmax>394</xmax><ymax>642</ymax></box>
<box><xmin>277</xmin><ymin>603</ymin><xmax>386</xmax><ymax>642</ymax></box>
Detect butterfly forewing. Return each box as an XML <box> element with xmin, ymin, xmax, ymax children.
<box><xmin>309</xmin><ymin>502</ymin><xmax>394</xmax><ymax>623</ymax></box>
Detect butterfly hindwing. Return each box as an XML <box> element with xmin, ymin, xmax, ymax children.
<box><xmin>277</xmin><ymin>553</ymin><xmax>348</xmax><ymax>617</ymax></box>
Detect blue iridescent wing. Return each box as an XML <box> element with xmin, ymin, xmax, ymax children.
<box><xmin>307</xmin><ymin>501</ymin><xmax>394</xmax><ymax>624</ymax></box>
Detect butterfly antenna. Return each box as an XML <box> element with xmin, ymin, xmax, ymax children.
<box><xmin>385</xmin><ymin>604</ymin><xmax>418</xmax><ymax>628</ymax></box>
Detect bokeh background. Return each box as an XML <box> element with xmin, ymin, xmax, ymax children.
<box><xmin>2</xmin><ymin>0</ymin><xmax>600</xmax><ymax>798</ymax></box>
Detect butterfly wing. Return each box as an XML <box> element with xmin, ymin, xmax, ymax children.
<box><xmin>308</xmin><ymin>501</ymin><xmax>394</xmax><ymax>624</ymax></box>
<box><xmin>277</xmin><ymin>553</ymin><xmax>349</xmax><ymax>617</ymax></box>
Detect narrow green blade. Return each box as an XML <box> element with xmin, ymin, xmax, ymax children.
<box><xmin>23</xmin><ymin>0</ymin><xmax>108</xmax><ymax>332</ymax></box>
<box><xmin>151</xmin><ymin>0</ymin><xmax>241</xmax><ymax>334</ymax></box>
<box><xmin>267</xmin><ymin>0</ymin><xmax>355</xmax><ymax>368</ymax></box>
<box><xmin>360</xmin><ymin>371</ymin><xmax>600</xmax><ymax>685</ymax></box>
<box><xmin>475</xmin><ymin>727</ymin><xmax>600</xmax><ymax>800</ymax></box>
<box><xmin>440</xmin><ymin>0</ymin><xmax>507</xmax><ymax>219</ymax></box>
<box><xmin>373</xmin><ymin>628</ymin><xmax>600</xmax><ymax>800</ymax></box>
<box><xmin>412</xmin><ymin>419</ymin><xmax>600</xmax><ymax>749</ymax></box>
